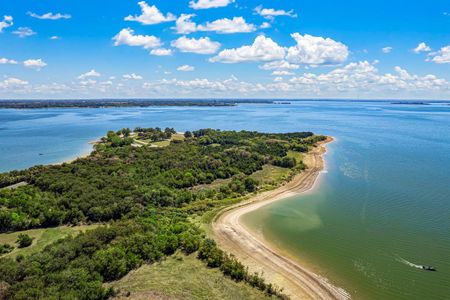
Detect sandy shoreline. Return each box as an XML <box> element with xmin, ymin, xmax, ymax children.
<box><xmin>212</xmin><ymin>137</ymin><xmax>350</xmax><ymax>300</ymax></box>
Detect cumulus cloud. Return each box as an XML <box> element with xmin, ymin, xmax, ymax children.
<box><xmin>382</xmin><ymin>46</ymin><xmax>392</xmax><ymax>53</ymax></box>
<box><xmin>171</xmin><ymin>36</ymin><xmax>220</xmax><ymax>54</ymax></box>
<box><xmin>177</xmin><ymin>65</ymin><xmax>195</xmax><ymax>71</ymax></box>
<box><xmin>50</xmin><ymin>36</ymin><xmax>60</xmax><ymax>40</ymax></box>
<box><xmin>428</xmin><ymin>45</ymin><xmax>450</xmax><ymax>64</ymax></box>
<box><xmin>113</xmin><ymin>28</ymin><xmax>161</xmax><ymax>49</ymax></box>
<box><xmin>288</xmin><ymin>61</ymin><xmax>449</xmax><ymax>94</ymax></box>
<box><xmin>174</xmin><ymin>14</ymin><xmax>255</xmax><ymax>34</ymax></box>
<box><xmin>260</xmin><ymin>22</ymin><xmax>271</xmax><ymax>29</ymax></box>
<box><xmin>23</xmin><ymin>59</ymin><xmax>47</xmax><ymax>69</ymax></box>
<box><xmin>174</xmin><ymin>14</ymin><xmax>197</xmax><ymax>34</ymax></box>
<box><xmin>0</xmin><ymin>57</ymin><xmax>18</xmax><ymax>64</ymax></box>
<box><xmin>189</xmin><ymin>0</ymin><xmax>235</xmax><ymax>10</ymax></box>
<box><xmin>13</xmin><ymin>27</ymin><xmax>36</xmax><ymax>38</ymax></box>
<box><xmin>123</xmin><ymin>73</ymin><xmax>143</xmax><ymax>80</ymax></box>
<box><xmin>255</xmin><ymin>6</ymin><xmax>297</xmax><ymax>20</ymax></box>
<box><xmin>125</xmin><ymin>1</ymin><xmax>175</xmax><ymax>25</ymax></box>
<box><xmin>0</xmin><ymin>15</ymin><xmax>13</xmax><ymax>32</ymax></box>
<box><xmin>286</xmin><ymin>33</ymin><xmax>348</xmax><ymax>65</ymax></box>
<box><xmin>0</xmin><ymin>77</ymin><xmax>28</xmax><ymax>88</ymax></box>
<box><xmin>150</xmin><ymin>48</ymin><xmax>173</xmax><ymax>56</ymax></box>
<box><xmin>260</xmin><ymin>60</ymin><xmax>299</xmax><ymax>70</ymax></box>
<box><xmin>78</xmin><ymin>69</ymin><xmax>101</xmax><ymax>79</ymax></box>
<box><xmin>272</xmin><ymin>70</ymin><xmax>294</xmax><ymax>76</ymax></box>
<box><xmin>413</xmin><ymin>42</ymin><xmax>432</xmax><ymax>53</ymax></box>
<box><xmin>210</xmin><ymin>35</ymin><xmax>285</xmax><ymax>63</ymax></box>
<box><xmin>27</xmin><ymin>12</ymin><xmax>71</xmax><ymax>20</ymax></box>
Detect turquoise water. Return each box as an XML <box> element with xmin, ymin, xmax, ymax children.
<box><xmin>1</xmin><ymin>101</ymin><xmax>449</xmax><ymax>299</ymax></box>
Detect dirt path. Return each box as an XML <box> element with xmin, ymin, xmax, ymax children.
<box><xmin>212</xmin><ymin>138</ymin><xmax>350</xmax><ymax>300</ymax></box>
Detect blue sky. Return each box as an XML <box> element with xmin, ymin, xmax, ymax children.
<box><xmin>0</xmin><ymin>0</ymin><xmax>449</xmax><ymax>99</ymax></box>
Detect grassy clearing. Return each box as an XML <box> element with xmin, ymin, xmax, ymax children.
<box><xmin>191</xmin><ymin>178</ymin><xmax>232</xmax><ymax>191</ymax></box>
<box><xmin>109</xmin><ymin>253</ymin><xmax>272</xmax><ymax>300</ymax></box>
<box><xmin>171</xmin><ymin>133</ymin><xmax>185</xmax><ymax>141</ymax></box>
<box><xmin>147</xmin><ymin>133</ymin><xmax>185</xmax><ymax>148</ymax></box>
<box><xmin>0</xmin><ymin>224</ymin><xmax>100</xmax><ymax>258</ymax></box>
<box><xmin>286</xmin><ymin>150</ymin><xmax>304</xmax><ymax>162</ymax></box>
<box><xmin>250</xmin><ymin>165</ymin><xmax>290</xmax><ymax>186</ymax></box>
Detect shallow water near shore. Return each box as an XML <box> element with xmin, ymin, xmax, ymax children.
<box><xmin>1</xmin><ymin>100</ymin><xmax>449</xmax><ymax>299</ymax></box>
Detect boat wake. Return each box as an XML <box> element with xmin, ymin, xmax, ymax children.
<box><xmin>396</xmin><ymin>256</ymin><xmax>423</xmax><ymax>269</ymax></box>
<box><xmin>396</xmin><ymin>256</ymin><xmax>436</xmax><ymax>271</ymax></box>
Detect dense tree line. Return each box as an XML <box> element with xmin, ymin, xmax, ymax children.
<box><xmin>198</xmin><ymin>239</ymin><xmax>287</xmax><ymax>299</ymax></box>
<box><xmin>0</xmin><ymin>129</ymin><xmax>324</xmax><ymax>232</ymax></box>
<box><xmin>0</xmin><ymin>128</ymin><xmax>326</xmax><ymax>299</ymax></box>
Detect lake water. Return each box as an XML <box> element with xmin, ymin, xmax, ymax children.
<box><xmin>1</xmin><ymin>101</ymin><xmax>449</xmax><ymax>299</ymax></box>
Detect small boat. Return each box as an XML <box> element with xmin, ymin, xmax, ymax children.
<box><xmin>422</xmin><ymin>265</ymin><xmax>436</xmax><ymax>271</ymax></box>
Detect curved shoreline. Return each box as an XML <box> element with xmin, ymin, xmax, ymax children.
<box><xmin>212</xmin><ymin>137</ymin><xmax>350</xmax><ymax>300</ymax></box>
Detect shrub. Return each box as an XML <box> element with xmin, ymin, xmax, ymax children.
<box><xmin>16</xmin><ymin>234</ymin><xmax>33</xmax><ymax>248</ymax></box>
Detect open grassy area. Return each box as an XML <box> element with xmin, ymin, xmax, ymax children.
<box><xmin>109</xmin><ymin>253</ymin><xmax>272</xmax><ymax>300</ymax></box>
<box><xmin>143</xmin><ymin>133</ymin><xmax>185</xmax><ymax>148</ymax></box>
<box><xmin>250</xmin><ymin>165</ymin><xmax>291</xmax><ymax>186</ymax></box>
<box><xmin>286</xmin><ymin>150</ymin><xmax>304</xmax><ymax>162</ymax></box>
<box><xmin>150</xmin><ymin>140</ymin><xmax>171</xmax><ymax>147</ymax></box>
<box><xmin>0</xmin><ymin>224</ymin><xmax>100</xmax><ymax>258</ymax></box>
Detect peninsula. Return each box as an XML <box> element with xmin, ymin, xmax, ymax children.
<box><xmin>0</xmin><ymin>128</ymin><xmax>339</xmax><ymax>299</ymax></box>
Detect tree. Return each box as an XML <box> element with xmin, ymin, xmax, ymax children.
<box><xmin>16</xmin><ymin>233</ymin><xmax>33</xmax><ymax>248</ymax></box>
<box><xmin>184</xmin><ymin>131</ymin><xmax>192</xmax><ymax>138</ymax></box>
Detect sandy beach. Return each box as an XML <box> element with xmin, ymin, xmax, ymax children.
<box><xmin>212</xmin><ymin>137</ymin><xmax>350</xmax><ymax>300</ymax></box>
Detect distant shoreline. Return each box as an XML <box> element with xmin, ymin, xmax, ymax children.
<box><xmin>0</xmin><ymin>99</ymin><xmax>275</xmax><ymax>109</ymax></box>
<box><xmin>213</xmin><ymin>137</ymin><xmax>350</xmax><ymax>300</ymax></box>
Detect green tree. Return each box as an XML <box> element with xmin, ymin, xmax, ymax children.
<box><xmin>16</xmin><ymin>233</ymin><xmax>33</xmax><ymax>248</ymax></box>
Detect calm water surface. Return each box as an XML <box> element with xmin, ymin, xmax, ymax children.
<box><xmin>1</xmin><ymin>101</ymin><xmax>449</xmax><ymax>299</ymax></box>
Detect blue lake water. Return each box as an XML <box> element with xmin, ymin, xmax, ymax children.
<box><xmin>0</xmin><ymin>101</ymin><xmax>449</xmax><ymax>299</ymax></box>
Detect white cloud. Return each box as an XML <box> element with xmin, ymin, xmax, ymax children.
<box><xmin>189</xmin><ymin>0</ymin><xmax>235</xmax><ymax>10</ymax></box>
<box><xmin>429</xmin><ymin>45</ymin><xmax>450</xmax><ymax>64</ymax></box>
<box><xmin>0</xmin><ymin>15</ymin><xmax>13</xmax><ymax>32</ymax></box>
<box><xmin>78</xmin><ymin>69</ymin><xmax>101</xmax><ymax>79</ymax></box>
<box><xmin>0</xmin><ymin>77</ymin><xmax>28</xmax><ymax>88</ymax></box>
<box><xmin>171</xmin><ymin>36</ymin><xmax>220</xmax><ymax>54</ymax></box>
<box><xmin>287</xmin><ymin>61</ymin><xmax>449</xmax><ymax>95</ymax></box>
<box><xmin>177</xmin><ymin>65</ymin><xmax>195</xmax><ymax>72</ymax></box>
<box><xmin>286</xmin><ymin>33</ymin><xmax>348</xmax><ymax>65</ymax></box>
<box><xmin>50</xmin><ymin>36</ymin><xmax>60</xmax><ymax>40</ymax></box>
<box><xmin>255</xmin><ymin>6</ymin><xmax>297</xmax><ymax>20</ymax></box>
<box><xmin>174</xmin><ymin>14</ymin><xmax>198</xmax><ymax>34</ymax></box>
<box><xmin>260</xmin><ymin>22</ymin><xmax>271</xmax><ymax>29</ymax></box>
<box><xmin>210</xmin><ymin>35</ymin><xmax>285</xmax><ymax>63</ymax></box>
<box><xmin>174</xmin><ymin>15</ymin><xmax>256</xmax><ymax>34</ymax></box>
<box><xmin>273</xmin><ymin>76</ymin><xmax>283</xmax><ymax>82</ymax></box>
<box><xmin>79</xmin><ymin>79</ymin><xmax>97</xmax><ymax>86</ymax></box>
<box><xmin>125</xmin><ymin>1</ymin><xmax>175</xmax><ymax>25</ymax></box>
<box><xmin>13</xmin><ymin>27</ymin><xmax>36</xmax><ymax>38</ymax></box>
<box><xmin>198</xmin><ymin>17</ymin><xmax>256</xmax><ymax>34</ymax></box>
<box><xmin>27</xmin><ymin>12</ymin><xmax>71</xmax><ymax>20</ymax></box>
<box><xmin>150</xmin><ymin>48</ymin><xmax>173</xmax><ymax>56</ymax></box>
<box><xmin>0</xmin><ymin>57</ymin><xmax>18</xmax><ymax>64</ymax></box>
<box><xmin>382</xmin><ymin>46</ymin><xmax>392</xmax><ymax>53</ymax></box>
<box><xmin>260</xmin><ymin>60</ymin><xmax>299</xmax><ymax>70</ymax></box>
<box><xmin>272</xmin><ymin>70</ymin><xmax>294</xmax><ymax>76</ymax></box>
<box><xmin>113</xmin><ymin>28</ymin><xmax>161</xmax><ymax>49</ymax></box>
<box><xmin>23</xmin><ymin>59</ymin><xmax>47</xmax><ymax>69</ymax></box>
<box><xmin>123</xmin><ymin>73</ymin><xmax>143</xmax><ymax>80</ymax></box>
<box><xmin>413</xmin><ymin>42</ymin><xmax>432</xmax><ymax>53</ymax></box>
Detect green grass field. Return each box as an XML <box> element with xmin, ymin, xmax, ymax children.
<box><xmin>109</xmin><ymin>253</ymin><xmax>272</xmax><ymax>300</ymax></box>
<box><xmin>286</xmin><ymin>150</ymin><xmax>304</xmax><ymax>162</ymax></box>
<box><xmin>0</xmin><ymin>225</ymin><xmax>100</xmax><ymax>258</ymax></box>
<box><xmin>250</xmin><ymin>165</ymin><xmax>290</xmax><ymax>186</ymax></box>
